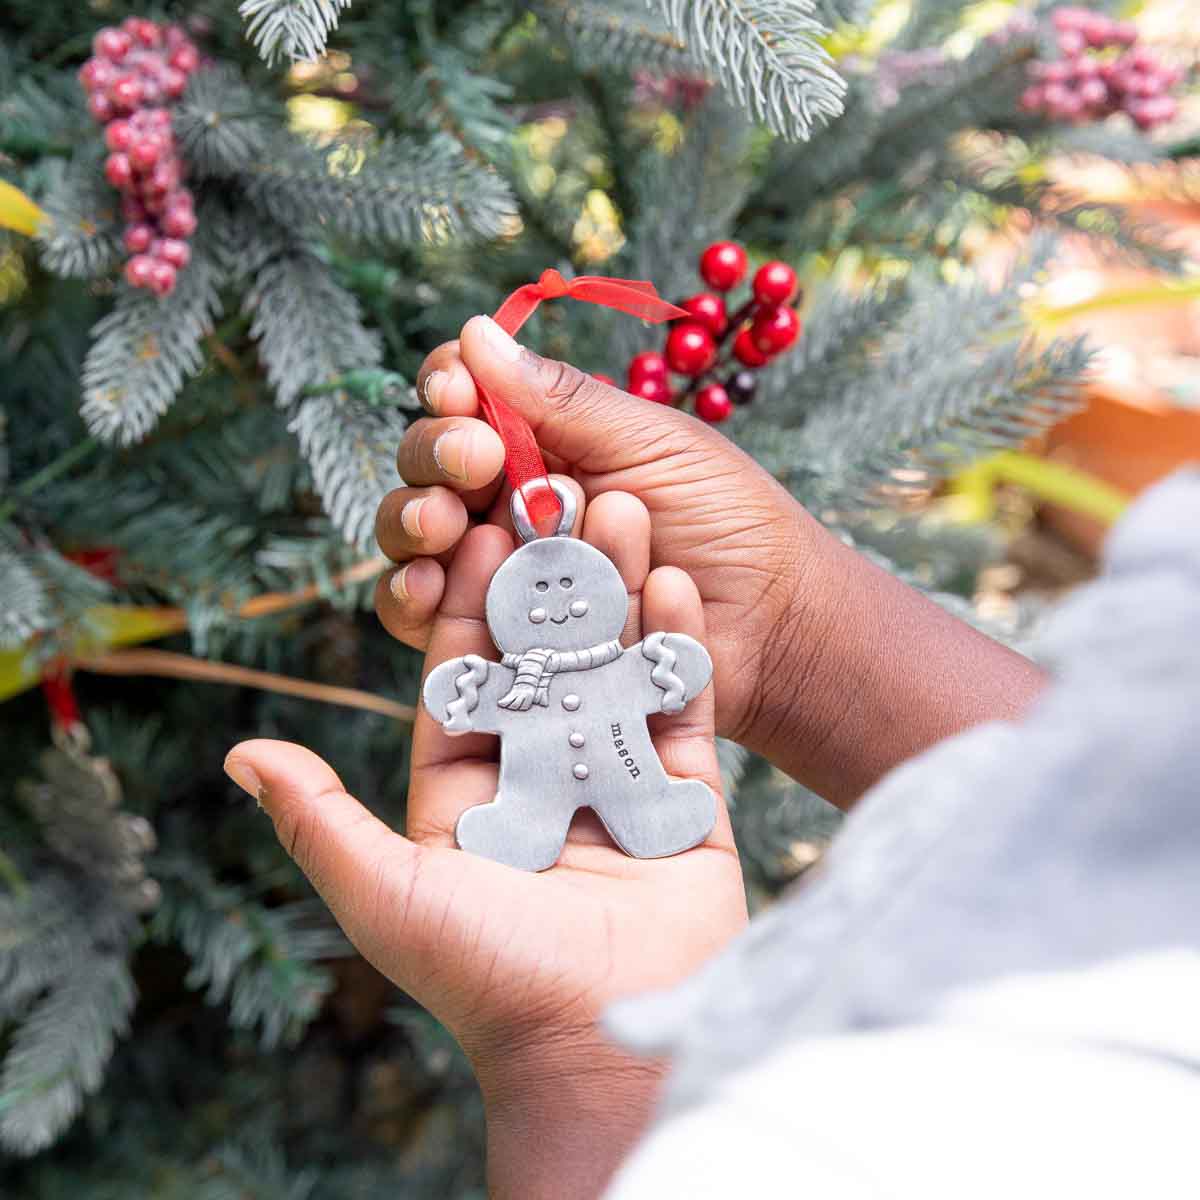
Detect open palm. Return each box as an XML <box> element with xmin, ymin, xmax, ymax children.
<box><xmin>225</xmin><ymin>487</ymin><xmax>746</xmax><ymax>1091</ymax></box>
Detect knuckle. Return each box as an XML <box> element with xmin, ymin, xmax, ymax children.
<box><xmin>541</xmin><ymin>358</ymin><xmax>601</xmax><ymax>419</ymax></box>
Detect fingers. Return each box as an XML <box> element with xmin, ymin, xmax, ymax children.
<box><xmin>581</xmin><ymin>491</ymin><xmax>651</xmax><ymax>645</ymax></box>
<box><xmin>415</xmin><ymin>341</ymin><xmax>481</xmax><ymax>418</ymax></box>
<box><xmin>374</xmin><ymin>557</ymin><xmax>444</xmax><ymax>651</ymax></box>
<box><xmin>407</xmin><ymin>524</ymin><xmax>513</xmax><ymax>845</ymax></box>
<box><xmin>224</xmin><ymin>739</ymin><xmax>425</xmax><ymax>961</ymax></box>
<box><xmin>641</xmin><ymin>567</ymin><xmax>733</xmax><ymax>849</ymax></box>
<box><xmin>458</xmin><ymin>315</ymin><xmax>700</xmax><ymax>476</ymax></box>
<box><xmin>375</xmin><ymin>485</ymin><xmax>469</xmax><ymax>563</ymax></box>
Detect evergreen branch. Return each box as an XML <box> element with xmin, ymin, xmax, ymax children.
<box><xmin>173</xmin><ymin>67</ymin><xmax>273</xmax><ymax>179</ymax></box>
<box><xmin>242</xmin><ymin>238</ymin><xmax>406</xmax><ymax>548</ymax></box>
<box><xmin>35</xmin><ymin>162</ymin><xmax>123</xmax><ymax>280</ymax></box>
<box><xmin>150</xmin><ymin>857</ymin><xmax>347</xmax><ymax>1050</ymax></box>
<box><xmin>0</xmin><ymin>952</ymin><xmax>136</xmax><ymax>1156</ymax></box>
<box><xmin>80</xmin><ymin>243</ymin><xmax>224</xmax><ymax>445</ymax></box>
<box><xmin>239</xmin><ymin>0</ymin><xmax>352</xmax><ymax>66</ymax></box>
<box><xmin>656</xmin><ymin>0</ymin><xmax>846</xmax><ymax>140</ymax></box>
<box><xmin>245</xmin><ymin>133</ymin><xmax>518</xmax><ymax>245</ymax></box>
<box><xmin>535</xmin><ymin>0</ymin><xmax>694</xmax><ymax>72</ymax></box>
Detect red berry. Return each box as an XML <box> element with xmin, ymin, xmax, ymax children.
<box><xmin>93</xmin><ymin>28</ymin><xmax>132</xmax><ymax>61</ymax></box>
<box><xmin>1057</xmin><ymin>30</ymin><xmax>1086</xmax><ymax>57</ymax></box>
<box><xmin>127</xmin><ymin>18</ymin><xmax>162</xmax><ymax>48</ymax></box>
<box><xmin>124</xmin><ymin>223</ymin><xmax>155</xmax><ymax>254</ymax></box>
<box><xmin>679</xmin><ymin>292</ymin><xmax>728</xmax><ymax>337</ymax></box>
<box><xmin>146</xmin><ymin>108</ymin><xmax>173</xmax><ymax>128</ymax></box>
<box><xmin>664</xmin><ymin>322</ymin><xmax>717</xmax><ymax>376</ymax></box>
<box><xmin>164</xmin><ymin>68</ymin><xmax>188</xmax><ymax>99</ymax></box>
<box><xmin>109</xmin><ymin>75</ymin><xmax>144</xmax><ymax>112</ymax></box>
<box><xmin>629</xmin><ymin>377</ymin><xmax>673</xmax><ymax>405</ymax></box>
<box><xmin>591</xmin><ymin>373</ymin><xmax>616</xmax><ymax>387</ymax></box>
<box><xmin>694</xmin><ymin>384</ymin><xmax>733</xmax><ymax>423</ymax></box>
<box><xmin>148</xmin><ymin>160</ymin><xmax>182</xmax><ymax>196</ymax></box>
<box><xmin>169</xmin><ymin>43</ymin><xmax>201</xmax><ymax>74</ymax></box>
<box><xmin>733</xmin><ymin>328</ymin><xmax>768</xmax><ymax>368</ymax></box>
<box><xmin>105</xmin><ymin>153</ymin><xmax>134</xmax><ymax>188</ymax></box>
<box><xmin>87</xmin><ymin>92</ymin><xmax>114</xmax><ymax>123</ymax></box>
<box><xmin>752</xmin><ymin>261</ymin><xmax>799</xmax><ymax>306</ymax></box>
<box><xmin>162</xmin><ymin>204</ymin><xmax>197</xmax><ymax>239</ymax></box>
<box><xmin>751</xmin><ymin>306</ymin><xmax>802</xmax><ymax>354</ymax></box>
<box><xmin>124</xmin><ymin>254</ymin><xmax>156</xmax><ymax>289</ymax></box>
<box><xmin>130</xmin><ymin>136</ymin><xmax>164</xmax><ymax>172</ymax></box>
<box><xmin>627</xmin><ymin>350</ymin><xmax>668</xmax><ymax>386</ymax></box>
<box><xmin>698</xmin><ymin>241</ymin><xmax>748</xmax><ymax>292</ymax></box>
<box><xmin>149</xmin><ymin>261</ymin><xmax>177</xmax><ymax>297</ymax></box>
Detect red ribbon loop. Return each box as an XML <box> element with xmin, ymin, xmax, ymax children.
<box><xmin>479</xmin><ymin>273</ymin><xmax>687</xmax><ymax>534</ymax></box>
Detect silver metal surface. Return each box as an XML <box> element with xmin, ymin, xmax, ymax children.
<box><xmin>510</xmin><ymin>478</ymin><xmax>578</xmax><ymax>544</ymax></box>
<box><xmin>422</xmin><ymin>531</ymin><xmax>717</xmax><ymax>871</ymax></box>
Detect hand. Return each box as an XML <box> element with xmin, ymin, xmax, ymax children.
<box><xmin>224</xmin><ymin>490</ymin><xmax>747</xmax><ymax>1200</ymax></box>
<box><xmin>373</xmin><ymin>316</ymin><xmax>1046</xmax><ymax>807</ymax></box>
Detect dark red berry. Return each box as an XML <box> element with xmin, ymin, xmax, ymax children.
<box><xmin>124</xmin><ymin>223</ymin><xmax>155</xmax><ymax>254</ymax></box>
<box><xmin>149</xmin><ymin>260</ymin><xmax>177</xmax><ymax>297</ymax></box>
<box><xmin>751</xmin><ymin>306</ymin><xmax>802</xmax><ymax>354</ymax></box>
<box><xmin>630</xmin><ymin>377</ymin><xmax>673</xmax><ymax>405</ymax></box>
<box><xmin>679</xmin><ymin>292</ymin><xmax>728</xmax><ymax>337</ymax></box>
<box><xmin>93</xmin><ymin>28</ymin><xmax>133</xmax><ymax>61</ymax></box>
<box><xmin>105</xmin><ymin>119</ymin><xmax>134</xmax><ymax>152</ymax></box>
<box><xmin>726</xmin><ymin>370</ymin><xmax>757</xmax><ymax>406</ymax></box>
<box><xmin>88</xmin><ymin>93</ymin><xmax>115</xmax><ymax>123</ymax></box>
<box><xmin>694</xmin><ymin>384</ymin><xmax>733</xmax><ymax>423</ymax></box>
<box><xmin>157</xmin><ymin>238</ymin><xmax>191</xmax><ymax>268</ymax></box>
<box><xmin>105</xmin><ymin>153</ymin><xmax>134</xmax><ymax>188</ymax></box>
<box><xmin>733</xmin><ymin>328</ymin><xmax>768</xmax><ymax>367</ymax></box>
<box><xmin>129</xmin><ymin>136</ymin><xmax>164</xmax><ymax>172</ymax></box>
<box><xmin>109</xmin><ymin>75</ymin><xmax>144</xmax><ymax>112</ymax></box>
<box><xmin>169</xmin><ymin>43</ymin><xmax>201</xmax><ymax>74</ymax></box>
<box><xmin>698</xmin><ymin>241</ymin><xmax>748</xmax><ymax>292</ymax></box>
<box><xmin>124</xmin><ymin>254</ymin><xmax>156</xmax><ymax>288</ymax></box>
<box><xmin>752</xmin><ymin>261</ymin><xmax>799</xmax><ymax>307</ymax></box>
<box><xmin>628</xmin><ymin>350</ymin><xmax>668</xmax><ymax>385</ymax></box>
<box><xmin>664</xmin><ymin>322</ymin><xmax>718</xmax><ymax>376</ymax></box>
<box><xmin>162</xmin><ymin>204</ymin><xmax>196</xmax><ymax>239</ymax></box>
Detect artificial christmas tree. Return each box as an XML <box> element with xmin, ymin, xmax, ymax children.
<box><xmin>1</xmin><ymin>0</ymin><xmax>1194</xmax><ymax>1193</ymax></box>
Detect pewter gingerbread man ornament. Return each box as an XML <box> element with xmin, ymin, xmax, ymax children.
<box><xmin>422</xmin><ymin>481</ymin><xmax>717</xmax><ymax>872</ymax></box>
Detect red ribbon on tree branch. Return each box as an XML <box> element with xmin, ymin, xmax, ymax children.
<box><xmin>480</xmin><ymin>270</ymin><xmax>687</xmax><ymax>533</ymax></box>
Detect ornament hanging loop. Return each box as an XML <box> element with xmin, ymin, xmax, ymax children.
<box><xmin>510</xmin><ymin>478</ymin><xmax>577</xmax><ymax>544</ymax></box>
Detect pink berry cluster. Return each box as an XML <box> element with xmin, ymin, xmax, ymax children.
<box><xmin>596</xmin><ymin>242</ymin><xmax>803</xmax><ymax>425</ymax></box>
<box><xmin>1022</xmin><ymin>8</ymin><xmax>1182</xmax><ymax>131</ymax></box>
<box><xmin>79</xmin><ymin>19</ymin><xmax>202</xmax><ymax>297</ymax></box>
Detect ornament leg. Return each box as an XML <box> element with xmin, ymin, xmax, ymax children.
<box><xmin>455</xmin><ymin>792</ymin><xmax>574</xmax><ymax>873</ymax></box>
<box><xmin>592</xmin><ymin>778</ymin><xmax>717</xmax><ymax>860</ymax></box>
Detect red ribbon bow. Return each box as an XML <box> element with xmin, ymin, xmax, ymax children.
<box><xmin>478</xmin><ymin>271</ymin><xmax>687</xmax><ymax>534</ymax></box>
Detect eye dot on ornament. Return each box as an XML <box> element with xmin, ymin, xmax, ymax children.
<box><xmin>535</xmin><ymin>581</ymin><xmax>549</xmax><ymax>592</ymax></box>
<box><xmin>569</xmin><ymin>600</ymin><xmax>589</xmax><ymax>618</ymax></box>
<box><xmin>560</xmin><ymin>577</ymin><xmax>573</xmax><ymax>589</ymax></box>
<box><xmin>529</xmin><ymin>607</ymin><xmax>547</xmax><ymax>623</ymax></box>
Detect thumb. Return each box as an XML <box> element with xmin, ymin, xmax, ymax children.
<box><xmin>459</xmin><ymin>313</ymin><xmax>701</xmax><ymax>473</ymax></box>
<box><xmin>223</xmin><ymin>739</ymin><xmax>429</xmax><ymax>973</ymax></box>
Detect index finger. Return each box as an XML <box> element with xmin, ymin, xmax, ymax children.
<box><xmin>416</xmin><ymin>340</ymin><xmax>483</xmax><ymax>419</ymax></box>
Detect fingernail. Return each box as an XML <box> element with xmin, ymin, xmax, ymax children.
<box><xmin>433</xmin><ymin>426</ymin><xmax>474</xmax><ymax>482</ymax></box>
<box><xmin>390</xmin><ymin>563</ymin><xmax>411</xmax><ymax>602</ymax></box>
<box><xmin>477</xmin><ymin>315</ymin><xmax>522</xmax><ymax>363</ymax></box>
<box><xmin>420</xmin><ymin>370</ymin><xmax>445</xmax><ymax>414</ymax></box>
<box><xmin>400</xmin><ymin>497</ymin><xmax>426</xmax><ymax>539</ymax></box>
<box><xmin>224</xmin><ymin>756</ymin><xmax>264</xmax><ymax>804</ymax></box>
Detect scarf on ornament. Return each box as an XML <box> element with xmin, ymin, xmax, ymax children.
<box><xmin>498</xmin><ymin>639</ymin><xmax>623</xmax><ymax>711</ymax></box>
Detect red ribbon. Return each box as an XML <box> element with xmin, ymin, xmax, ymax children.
<box><xmin>480</xmin><ymin>270</ymin><xmax>687</xmax><ymax>534</ymax></box>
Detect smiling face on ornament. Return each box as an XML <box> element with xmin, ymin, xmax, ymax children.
<box><xmin>486</xmin><ymin>538</ymin><xmax>628</xmax><ymax>653</ymax></box>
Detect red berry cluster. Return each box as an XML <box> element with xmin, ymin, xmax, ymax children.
<box><xmin>1021</xmin><ymin>9</ymin><xmax>1182</xmax><ymax>131</ymax></box>
<box><xmin>616</xmin><ymin>242</ymin><xmax>802</xmax><ymax>424</ymax></box>
<box><xmin>79</xmin><ymin>19</ymin><xmax>201</xmax><ymax>297</ymax></box>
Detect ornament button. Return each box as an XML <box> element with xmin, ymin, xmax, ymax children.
<box><xmin>573</xmin><ymin>763</ymin><xmax>589</xmax><ymax>780</ymax></box>
<box><xmin>562</xmin><ymin>694</ymin><xmax>581</xmax><ymax>711</ymax></box>
<box><xmin>569</xmin><ymin>731</ymin><xmax>585</xmax><ymax>748</ymax></box>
